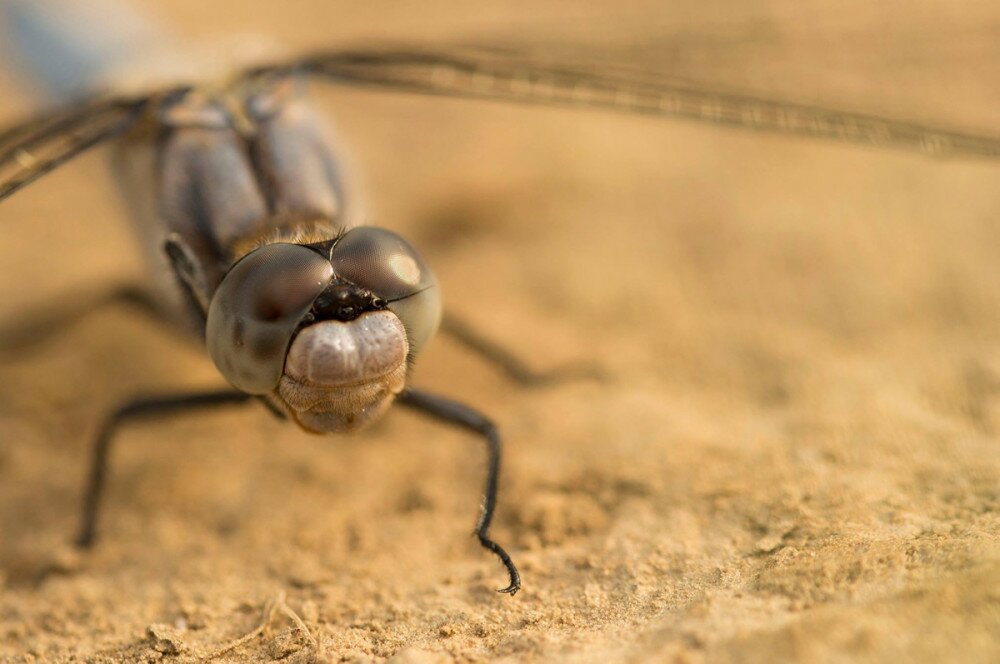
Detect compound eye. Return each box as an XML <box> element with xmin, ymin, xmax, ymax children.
<box><xmin>386</xmin><ymin>285</ymin><xmax>441</xmax><ymax>356</ymax></box>
<box><xmin>206</xmin><ymin>243</ymin><xmax>334</xmax><ymax>394</ymax></box>
<box><xmin>332</xmin><ymin>227</ymin><xmax>434</xmax><ymax>300</ymax></box>
<box><xmin>332</xmin><ymin>227</ymin><xmax>441</xmax><ymax>354</ymax></box>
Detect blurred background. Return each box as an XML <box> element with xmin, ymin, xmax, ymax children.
<box><xmin>0</xmin><ymin>1</ymin><xmax>999</xmax><ymax>662</ymax></box>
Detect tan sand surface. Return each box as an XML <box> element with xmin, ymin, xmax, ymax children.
<box><xmin>1</xmin><ymin>1</ymin><xmax>999</xmax><ymax>661</ymax></box>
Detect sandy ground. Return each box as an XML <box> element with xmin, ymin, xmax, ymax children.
<box><xmin>1</xmin><ymin>1</ymin><xmax>1000</xmax><ymax>662</ymax></box>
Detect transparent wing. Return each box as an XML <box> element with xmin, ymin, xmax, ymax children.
<box><xmin>247</xmin><ymin>43</ymin><xmax>1000</xmax><ymax>161</ymax></box>
<box><xmin>0</xmin><ymin>96</ymin><xmax>150</xmax><ymax>202</ymax></box>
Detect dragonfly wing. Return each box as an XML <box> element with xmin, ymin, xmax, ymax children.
<box><xmin>0</xmin><ymin>96</ymin><xmax>150</xmax><ymax>202</ymax></box>
<box><xmin>252</xmin><ymin>44</ymin><xmax>1000</xmax><ymax>161</ymax></box>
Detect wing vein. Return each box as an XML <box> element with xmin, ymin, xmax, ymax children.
<box><xmin>253</xmin><ymin>46</ymin><xmax>1000</xmax><ymax>160</ymax></box>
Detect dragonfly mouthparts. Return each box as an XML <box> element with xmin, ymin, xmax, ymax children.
<box><xmin>310</xmin><ymin>281</ymin><xmax>382</xmax><ymax>322</ymax></box>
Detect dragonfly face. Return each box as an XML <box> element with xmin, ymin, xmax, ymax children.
<box><xmin>206</xmin><ymin>226</ymin><xmax>441</xmax><ymax>432</ymax></box>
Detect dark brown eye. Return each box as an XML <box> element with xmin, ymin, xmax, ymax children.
<box><xmin>333</xmin><ymin>227</ymin><xmax>433</xmax><ymax>299</ymax></box>
<box><xmin>206</xmin><ymin>243</ymin><xmax>334</xmax><ymax>394</ymax></box>
<box><xmin>332</xmin><ymin>227</ymin><xmax>441</xmax><ymax>354</ymax></box>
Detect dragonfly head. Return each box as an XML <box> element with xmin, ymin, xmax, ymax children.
<box><xmin>205</xmin><ymin>227</ymin><xmax>441</xmax><ymax>433</ymax></box>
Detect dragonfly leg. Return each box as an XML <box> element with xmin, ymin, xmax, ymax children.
<box><xmin>1</xmin><ymin>235</ymin><xmax>210</xmax><ymax>354</ymax></box>
<box><xmin>0</xmin><ymin>284</ymin><xmax>200</xmax><ymax>354</ymax></box>
<box><xmin>0</xmin><ymin>283</ymin><xmax>172</xmax><ymax>353</ymax></box>
<box><xmin>441</xmin><ymin>312</ymin><xmax>605</xmax><ymax>386</ymax></box>
<box><xmin>396</xmin><ymin>388</ymin><xmax>521</xmax><ymax>595</ymax></box>
<box><xmin>75</xmin><ymin>389</ymin><xmax>252</xmax><ymax>548</ymax></box>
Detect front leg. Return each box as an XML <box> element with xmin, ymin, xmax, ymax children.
<box><xmin>76</xmin><ymin>389</ymin><xmax>253</xmax><ymax>548</ymax></box>
<box><xmin>396</xmin><ymin>388</ymin><xmax>521</xmax><ymax>595</ymax></box>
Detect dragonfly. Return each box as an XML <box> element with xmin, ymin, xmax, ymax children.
<box><xmin>1</xmin><ymin>1</ymin><xmax>998</xmax><ymax>598</ymax></box>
